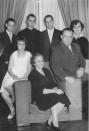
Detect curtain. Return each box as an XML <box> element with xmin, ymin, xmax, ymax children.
<box><xmin>38</xmin><ymin>0</ymin><xmax>65</xmax><ymax>31</ymax></box>
<box><xmin>0</xmin><ymin>0</ymin><xmax>13</xmax><ymax>32</ymax></box>
<box><xmin>21</xmin><ymin>0</ymin><xmax>65</xmax><ymax>31</ymax></box>
<box><xmin>57</xmin><ymin>0</ymin><xmax>89</xmax><ymax>39</ymax></box>
<box><xmin>0</xmin><ymin>0</ymin><xmax>28</xmax><ymax>34</ymax></box>
<box><xmin>11</xmin><ymin>0</ymin><xmax>28</xmax><ymax>33</ymax></box>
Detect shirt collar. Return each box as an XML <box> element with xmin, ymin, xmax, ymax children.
<box><xmin>6</xmin><ymin>30</ymin><xmax>12</xmax><ymax>36</ymax></box>
<box><xmin>47</xmin><ymin>28</ymin><xmax>54</xmax><ymax>33</ymax></box>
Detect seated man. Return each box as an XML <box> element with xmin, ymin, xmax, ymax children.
<box><xmin>51</xmin><ymin>28</ymin><xmax>85</xmax><ymax>88</ymax></box>
<box><xmin>51</xmin><ymin>28</ymin><xmax>85</xmax><ymax>116</ymax></box>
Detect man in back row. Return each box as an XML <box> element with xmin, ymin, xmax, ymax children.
<box><xmin>40</xmin><ymin>15</ymin><xmax>62</xmax><ymax>69</ymax></box>
<box><xmin>18</xmin><ymin>14</ymin><xmax>40</xmax><ymax>55</ymax></box>
<box><xmin>0</xmin><ymin>18</ymin><xmax>17</xmax><ymax>86</ymax></box>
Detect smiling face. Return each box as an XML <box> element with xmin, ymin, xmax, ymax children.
<box><xmin>73</xmin><ymin>22</ymin><xmax>82</xmax><ymax>34</ymax></box>
<box><xmin>17</xmin><ymin>41</ymin><xmax>25</xmax><ymax>51</ymax></box>
<box><xmin>34</xmin><ymin>55</ymin><xmax>44</xmax><ymax>69</ymax></box>
<box><xmin>6</xmin><ymin>21</ymin><xmax>15</xmax><ymax>33</ymax></box>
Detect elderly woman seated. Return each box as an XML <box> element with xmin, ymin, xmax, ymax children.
<box><xmin>28</xmin><ymin>53</ymin><xmax>70</xmax><ymax>131</ymax></box>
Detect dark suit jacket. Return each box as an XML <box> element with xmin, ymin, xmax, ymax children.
<box><xmin>0</xmin><ymin>31</ymin><xmax>17</xmax><ymax>63</ymax></box>
<box><xmin>51</xmin><ymin>41</ymin><xmax>85</xmax><ymax>81</ymax></box>
<box><xmin>0</xmin><ymin>31</ymin><xmax>17</xmax><ymax>85</ymax></box>
<box><xmin>40</xmin><ymin>28</ymin><xmax>61</xmax><ymax>61</ymax></box>
<box><xmin>18</xmin><ymin>28</ymin><xmax>40</xmax><ymax>54</ymax></box>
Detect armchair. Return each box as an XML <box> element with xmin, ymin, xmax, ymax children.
<box><xmin>14</xmin><ymin>80</ymin><xmax>82</xmax><ymax>126</ymax></box>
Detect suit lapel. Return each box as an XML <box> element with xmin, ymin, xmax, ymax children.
<box><xmin>45</xmin><ymin>30</ymin><xmax>50</xmax><ymax>44</ymax></box>
<box><xmin>12</xmin><ymin>34</ymin><xmax>15</xmax><ymax>43</ymax></box>
<box><xmin>51</xmin><ymin>29</ymin><xmax>55</xmax><ymax>44</ymax></box>
<box><xmin>5</xmin><ymin>32</ymin><xmax>12</xmax><ymax>44</ymax></box>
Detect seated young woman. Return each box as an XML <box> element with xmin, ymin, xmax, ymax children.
<box><xmin>0</xmin><ymin>37</ymin><xmax>32</xmax><ymax>119</ymax></box>
<box><xmin>28</xmin><ymin>53</ymin><xmax>70</xmax><ymax>131</ymax></box>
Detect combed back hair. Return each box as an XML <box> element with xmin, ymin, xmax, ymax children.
<box><xmin>26</xmin><ymin>14</ymin><xmax>36</xmax><ymax>21</ymax></box>
<box><xmin>70</xmin><ymin>20</ymin><xmax>84</xmax><ymax>31</ymax></box>
<box><xmin>31</xmin><ymin>53</ymin><xmax>44</xmax><ymax>67</ymax></box>
<box><xmin>62</xmin><ymin>28</ymin><xmax>73</xmax><ymax>35</ymax></box>
<box><xmin>44</xmin><ymin>15</ymin><xmax>54</xmax><ymax>23</ymax></box>
<box><xmin>5</xmin><ymin>18</ymin><xmax>16</xmax><ymax>25</ymax></box>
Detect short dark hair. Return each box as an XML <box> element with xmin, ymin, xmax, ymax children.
<box><xmin>70</xmin><ymin>20</ymin><xmax>84</xmax><ymax>31</ymax></box>
<box><xmin>5</xmin><ymin>18</ymin><xmax>16</xmax><ymax>25</ymax></box>
<box><xmin>31</xmin><ymin>53</ymin><xmax>44</xmax><ymax>68</ymax></box>
<box><xmin>16</xmin><ymin>37</ymin><xmax>27</xmax><ymax>48</ymax></box>
<box><xmin>44</xmin><ymin>15</ymin><xmax>54</xmax><ymax>23</ymax></box>
<box><xmin>26</xmin><ymin>14</ymin><xmax>36</xmax><ymax>21</ymax></box>
<box><xmin>4</xmin><ymin>18</ymin><xmax>16</xmax><ymax>30</ymax></box>
<box><xmin>62</xmin><ymin>28</ymin><xmax>73</xmax><ymax>35</ymax></box>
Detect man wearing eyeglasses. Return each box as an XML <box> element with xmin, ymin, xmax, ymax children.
<box><xmin>18</xmin><ymin>14</ymin><xmax>40</xmax><ymax>54</ymax></box>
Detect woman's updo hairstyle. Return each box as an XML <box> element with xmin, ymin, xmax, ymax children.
<box><xmin>70</xmin><ymin>20</ymin><xmax>84</xmax><ymax>31</ymax></box>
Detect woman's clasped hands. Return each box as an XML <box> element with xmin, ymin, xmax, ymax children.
<box><xmin>53</xmin><ymin>87</ymin><xmax>64</xmax><ymax>95</ymax></box>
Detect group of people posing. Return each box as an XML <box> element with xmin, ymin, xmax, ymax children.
<box><xmin>0</xmin><ymin>14</ymin><xmax>88</xmax><ymax>131</ymax></box>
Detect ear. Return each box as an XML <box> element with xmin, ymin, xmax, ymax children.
<box><xmin>34</xmin><ymin>63</ymin><xmax>36</xmax><ymax>66</ymax></box>
<box><xmin>61</xmin><ymin>35</ymin><xmax>62</xmax><ymax>39</ymax></box>
<box><xmin>26</xmin><ymin>20</ymin><xmax>28</xmax><ymax>25</ymax></box>
<box><xmin>5</xmin><ymin>24</ymin><xmax>7</xmax><ymax>28</ymax></box>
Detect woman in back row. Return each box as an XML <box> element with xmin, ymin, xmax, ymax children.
<box><xmin>70</xmin><ymin>20</ymin><xmax>88</xmax><ymax>59</ymax></box>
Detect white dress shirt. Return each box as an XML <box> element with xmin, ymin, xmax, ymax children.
<box><xmin>47</xmin><ymin>28</ymin><xmax>54</xmax><ymax>43</ymax></box>
<box><xmin>68</xmin><ymin>45</ymin><xmax>72</xmax><ymax>52</ymax></box>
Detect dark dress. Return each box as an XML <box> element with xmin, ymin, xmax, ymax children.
<box><xmin>29</xmin><ymin>68</ymin><xmax>70</xmax><ymax>111</ymax></box>
<box><xmin>73</xmin><ymin>37</ymin><xmax>89</xmax><ymax>59</ymax></box>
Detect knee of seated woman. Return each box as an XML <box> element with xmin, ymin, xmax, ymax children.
<box><xmin>1</xmin><ymin>90</ymin><xmax>9</xmax><ymax>98</ymax></box>
<box><xmin>58</xmin><ymin>103</ymin><xmax>65</xmax><ymax>108</ymax></box>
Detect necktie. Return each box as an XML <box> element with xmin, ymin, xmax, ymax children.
<box><xmin>68</xmin><ymin>45</ymin><xmax>72</xmax><ymax>52</ymax></box>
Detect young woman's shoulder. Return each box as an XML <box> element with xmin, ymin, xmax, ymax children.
<box><xmin>26</xmin><ymin>51</ymin><xmax>32</xmax><ymax>57</ymax></box>
<box><xmin>10</xmin><ymin>50</ymin><xmax>17</xmax><ymax>57</ymax></box>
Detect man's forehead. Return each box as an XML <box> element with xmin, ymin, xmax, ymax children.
<box><xmin>63</xmin><ymin>30</ymin><xmax>73</xmax><ymax>35</ymax></box>
<box><xmin>45</xmin><ymin>17</ymin><xmax>53</xmax><ymax>22</ymax></box>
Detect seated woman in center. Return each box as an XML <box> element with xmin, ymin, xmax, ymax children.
<box><xmin>29</xmin><ymin>53</ymin><xmax>70</xmax><ymax>131</ymax></box>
